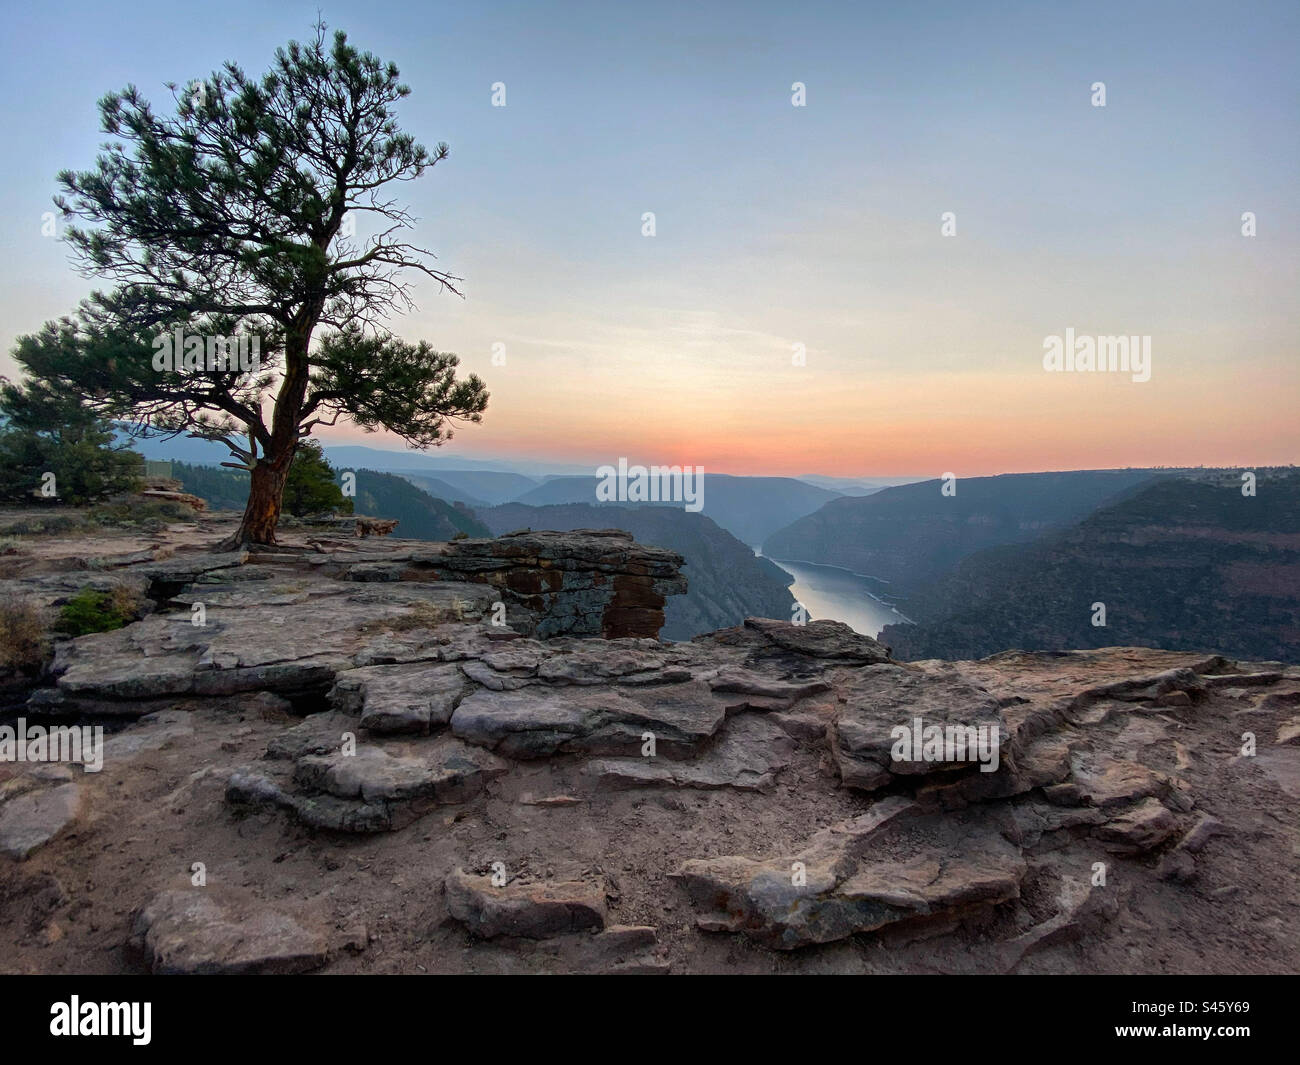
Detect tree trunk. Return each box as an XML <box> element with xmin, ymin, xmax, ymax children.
<box><xmin>227</xmin><ymin>461</ymin><xmax>289</xmax><ymax>547</ymax></box>
<box><xmin>218</xmin><ymin>324</ymin><xmax>315</xmax><ymax>550</ymax></box>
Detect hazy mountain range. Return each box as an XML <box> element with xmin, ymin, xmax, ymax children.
<box><xmin>763</xmin><ymin>469</ymin><xmax>1174</xmax><ymax>596</ymax></box>
<box><xmin>505</xmin><ymin>474</ymin><xmax>842</xmax><ymax>546</ymax></box>
<box><xmin>883</xmin><ymin>473</ymin><xmax>1300</xmax><ymax>663</ymax></box>
<box><xmin>153</xmin><ymin>432</ymin><xmax>1298</xmax><ymax>662</ymax></box>
<box><xmin>400</xmin><ymin>470</ymin><xmax>539</xmax><ymax>507</ymax></box>
<box><xmin>121</xmin><ymin>433</ymin><xmax>592</xmax><ymax>479</ymax></box>
<box><xmin>127</xmin><ymin>430</ymin><xmax>908</xmax><ymax>548</ymax></box>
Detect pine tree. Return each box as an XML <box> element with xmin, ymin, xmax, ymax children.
<box><xmin>0</xmin><ymin>372</ymin><xmax>141</xmax><ymax>505</ymax></box>
<box><xmin>22</xmin><ymin>21</ymin><xmax>487</xmax><ymax>545</ymax></box>
<box><xmin>282</xmin><ymin>440</ymin><xmax>352</xmax><ymax>517</ymax></box>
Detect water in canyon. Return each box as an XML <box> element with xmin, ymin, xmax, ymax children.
<box><xmin>762</xmin><ymin>555</ymin><xmax>912</xmax><ymax>639</ymax></box>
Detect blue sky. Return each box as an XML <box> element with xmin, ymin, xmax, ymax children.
<box><xmin>1</xmin><ymin>0</ymin><xmax>1296</xmax><ymax>475</ymax></box>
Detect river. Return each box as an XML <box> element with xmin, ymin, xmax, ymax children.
<box><xmin>759</xmin><ymin>555</ymin><xmax>912</xmax><ymax>639</ymax></box>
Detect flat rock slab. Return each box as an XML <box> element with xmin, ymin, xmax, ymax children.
<box><xmin>586</xmin><ymin>714</ymin><xmax>794</xmax><ymax>792</ymax></box>
<box><xmin>461</xmin><ymin>660</ymin><xmax>536</xmax><ymax>691</ymax></box>
<box><xmin>534</xmin><ymin>645</ymin><xmax>683</xmax><ymax>685</ymax></box>
<box><xmin>1006</xmin><ymin>799</ymin><xmax>1106</xmax><ymax>850</ymax></box>
<box><xmin>330</xmin><ymin>662</ymin><xmax>465</xmax><ymax>734</ymax></box>
<box><xmin>451</xmin><ymin>680</ymin><xmax>726</xmax><ymax>759</ymax></box>
<box><xmin>674</xmin><ymin>798</ymin><xmax>1026</xmax><ymax>950</ymax></box>
<box><xmin>445</xmin><ymin>867</ymin><xmax>607</xmax><ymax>939</ymax></box>
<box><xmin>456</xmin><ymin>641</ymin><xmax>698</xmax><ymax>692</ymax></box>
<box><xmin>742</xmin><ymin>618</ymin><xmax>892</xmax><ymax>664</ymax></box>
<box><xmin>575</xmin><ymin>925</ymin><xmax>668</xmax><ymax>974</ymax></box>
<box><xmin>831</xmin><ymin>665</ymin><xmax>1004</xmax><ymax>791</ymax></box>
<box><xmin>294</xmin><ymin>738</ymin><xmax>508</xmax><ymax>804</ymax></box>
<box><xmin>228</xmin><ymin>738</ymin><xmax>506</xmax><ymax>832</ymax></box>
<box><xmin>1073</xmin><ymin>667</ymin><xmax>1205</xmax><ymax>706</ymax></box>
<box><xmin>39</xmin><ymin>580</ymin><xmax>495</xmax><ymax>711</ymax></box>
<box><xmin>0</xmin><ymin>781</ymin><xmax>82</xmax><ymax>860</ymax></box>
<box><xmin>127</xmin><ymin>889</ymin><xmax>330</xmax><ymax>974</ymax></box>
<box><xmin>227</xmin><ymin>767</ymin><xmax>399</xmax><ymax>833</ymax></box>
<box><xmin>708</xmin><ymin>668</ymin><xmax>831</xmax><ymax>702</ymax></box>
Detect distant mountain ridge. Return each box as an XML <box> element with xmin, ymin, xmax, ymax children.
<box><xmin>883</xmin><ymin>473</ymin><xmax>1300</xmax><ymax>663</ymax></box>
<box><xmin>347</xmin><ymin>470</ymin><xmax>490</xmax><ymax>541</ymax></box>
<box><xmin>763</xmin><ymin>468</ymin><xmax>1172</xmax><ymax>597</ymax></box>
<box><xmin>411</xmin><ymin>469</ymin><xmax>540</xmax><ymax>505</ymax></box>
<box><xmin>116</xmin><ymin>430</ymin><xmax>587</xmax><ymax>478</ymax></box>
<box><xmin>169</xmin><ymin>461</ymin><xmax>490</xmax><ymax>541</ymax></box>
<box><xmin>398</xmin><ymin>474</ymin><xmax>491</xmax><ymax>510</ymax></box>
<box><xmin>478</xmin><ymin>502</ymin><xmax>797</xmax><ymax>641</ymax></box>
<box><xmin>797</xmin><ymin>474</ymin><xmax>920</xmax><ymax>496</ymax></box>
<box><xmin>510</xmin><ymin>474</ymin><xmax>841</xmax><ymax>547</ymax></box>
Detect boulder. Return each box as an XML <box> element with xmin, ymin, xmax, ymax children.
<box><xmin>1063</xmin><ymin>753</ymin><xmax>1170</xmax><ymax>809</ymax></box>
<box><xmin>0</xmin><ymin>780</ymin><xmax>82</xmax><ymax>860</ymax></box>
<box><xmin>264</xmin><ymin>710</ymin><xmax>359</xmax><ymax>761</ymax></box>
<box><xmin>444</xmin><ymin>868</ymin><xmax>607</xmax><ymax>939</ymax></box>
<box><xmin>127</xmin><ymin>889</ymin><xmax>330</xmax><ymax>974</ymax></box>
<box><xmin>1093</xmin><ymin>797</ymin><xmax>1180</xmax><ymax>854</ymax></box>
<box><xmin>674</xmin><ymin>797</ymin><xmax>1026</xmax><ymax>949</ymax></box>
<box><xmin>294</xmin><ymin>738</ymin><xmax>508</xmax><ymax>804</ymax></box>
<box><xmin>743</xmin><ymin>617</ymin><xmax>891</xmax><ymax>662</ymax></box>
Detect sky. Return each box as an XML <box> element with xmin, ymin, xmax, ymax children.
<box><xmin>0</xmin><ymin>0</ymin><xmax>1296</xmax><ymax>478</ymax></box>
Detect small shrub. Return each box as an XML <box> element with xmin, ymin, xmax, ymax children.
<box><xmin>0</xmin><ymin>597</ymin><xmax>51</xmax><ymax>673</ymax></box>
<box><xmin>55</xmin><ymin>585</ymin><xmax>142</xmax><ymax>636</ymax></box>
<box><xmin>0</xmin><ymin>514</ymin><xmax>85</xmax><ymax>537</ymax></box>
<box><xmin>0</xmin><ymin>418</ymin><xmax>143</xmax><ymax>506</ymax></box>
<box><xmin>86</xmin><ymin>499</ymin><xmax>194</xmax><ymax>530</ymax></box>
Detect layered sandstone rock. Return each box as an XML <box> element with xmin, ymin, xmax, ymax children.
<box><xmin>1</xmin><ymin>530</ymin><xmax>1297</xmax><ymax>975</ymax></box>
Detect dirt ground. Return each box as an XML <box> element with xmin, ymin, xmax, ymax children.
<box><xmin>3</xmin><ymin>672</ymin><xmax>1297</xmax><ymax>975</ymax></box>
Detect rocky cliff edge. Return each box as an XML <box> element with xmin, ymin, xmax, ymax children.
<box><xmin>1</xmin><ymin>526</ymin><xmax>1297</xmax><ymax>974</ymax></box>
